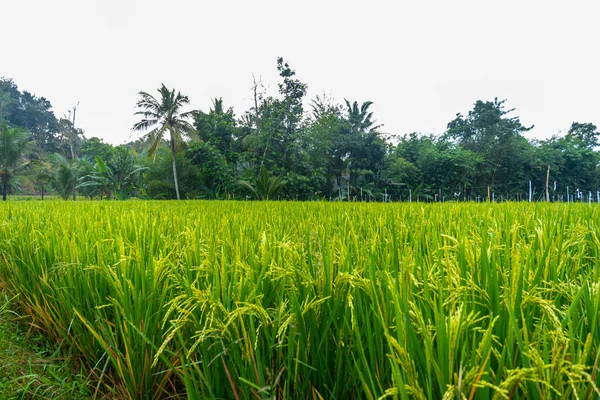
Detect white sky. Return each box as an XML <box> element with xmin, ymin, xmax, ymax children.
<box><xmin>3</xmin><ymin>0</ymin><xmax>599</xmax><ymax>145</ymax></box>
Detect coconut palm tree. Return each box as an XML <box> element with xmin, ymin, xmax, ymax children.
<box><xmin>79</xmin><ymin>149</ymin><xmax>148</xmax><ymax>200</ymax></box>
<box><xmin>53</xmin><ymin>153</ymin><xmax>79</xmax><ymax>200</ymax></box>
<box><xmin>132</xmin><ymin>84</ymin><xmax>197</xmax><ymax>200</ymax></box>
<box><xmin>0</xmin><ymin>123</ymin><xmax>31</xmax><ymax>201</ymax></box>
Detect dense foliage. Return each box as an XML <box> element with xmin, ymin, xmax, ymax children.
<box><xmin>0</xmin><ymin>201</ymin><xmax>598</xmax><ymax>399</ymax></box>
<box><xmin>0</xmin><ymin>58</ymin><xmax>598</xmax><ymax>201</ymax></box>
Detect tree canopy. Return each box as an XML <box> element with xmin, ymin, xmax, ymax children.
<box><xmin>0</xmin><ymin>61</ymin><xmax>598</xmax><ymax>202</ymax></box>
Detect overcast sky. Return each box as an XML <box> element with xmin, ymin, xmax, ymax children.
<box><xmin>4</xmin><ymin>0</ymin><xmax>599</xmax><ymax>145</ymax></box>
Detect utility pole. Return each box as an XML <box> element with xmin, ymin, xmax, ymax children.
<box><xmin>529</xmin><ymin>181</ymin><xmax>532</xmax><ymax>203</ymax></box>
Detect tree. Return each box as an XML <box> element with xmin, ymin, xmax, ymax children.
<box><xmin>446</xmin><ymin>98</ymin><xmax>534</xmax><ymax>197</ymax></box>
<box><xmin>339</xmin><ymin>100</ymin><xmax>386</xmax><ymax>189</ymax></box>
<box><xmin>0</xmin><ymin>123</ymin><xmax>31</xmax><ymax>201</ymax></box>
<box><xmin>53</xmin><ymin>153</ymin><xmax>79</xmax><ymax>200</ymax></box>
<box><xmin>0</xmin><ymin>79</ymin><xmax>59</xmax><ymax>153</ymax></box>
<box><xmin>380</xmin><ymin>151</ymin><xmax>419</xmax><ymax>188</ymax></box>
<box><xmin>277</xmin><ymin>57</ymin><xmax>307</xmax><ymax>142</ymax></box>
<box><xmin>0</xmin><ymin>78</ymin><xmax>20</xmax><ymax>122</ymax></box>
<box><xmin>79</xmin><ymin>147</ymin><xmax>148</xmax><ymax>199</ymax></box>
<box><xmin>33</xmin><ymin>160</ymin><xmax>54</xmax><ymax>200</ymax></box>
<box><xmin>81</xmin><ymin>137</ymin><xmax>114</xmax><ymax>162</ymax></box>
<box><xmin>132</xmin><ymin>84</ymin><xmax>197</xmax><ymax>200</ymax></box>
<box><xmin>141</xmin><ymin>148</ymin><xmax>201</xmax><ymax>200</ymax></box>
<box><xmin>13</xmin><ymin>91</ymin><xmax>59</xmax><ymax>152</ymax></box>
<box><xmin>194</xmin><ymin>98</ymin><xmax>238</xmax><ymax>164</ymax></box>
<box><xmin>536</xmin><ymin>134</ymin><xmax>600</xmax><ymax>193</ymax></box>
<box><xmin>241</xmin><ymin>58</ymin><xmax>308</xmax><ymax>175</ymax></box>
<box><xmin>186</xmin><ymin>141</ymin><xmax>235</xmax><ymax>198</ymax></box>
<box><xmin>304</xmin><ymin>95</ymin><xmax>345</xmax><ymax>197</ymax></box>
<box><xmin>57</xmin><ymin>117</ymin><xmax>84</xmax><ymax>160</ymax></box>
<box><xmin>344</xmin><ymin>100</ymin><xmax>381</xmax><ymax>135</ymax></box>
<box><xmin>567</xmin><ymin>122</ymin><xmax>599</xmax><ymax>148</ymax></box>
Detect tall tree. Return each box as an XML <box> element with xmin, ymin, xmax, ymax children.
<box><xmin>344</xmin><ymin>100</ymin><xmax>381</xmax><ymax>134</ymax></box>
<box><xmin>277</xmin><ymin>58</ymin><xmax>307</xmax><ymax>138</ymax></box>
<box><xmin>536</xmin><ymin>133</ymin><xmax>600</xmax><ymax>193</ymax></box>
<box><xmin>186</xmin><ymin>141</ymin><xmax>235</xmax><ymax>198</ymax></box>
<box><xmin>340</xmin><ymin>100</ymin><xmax>386</xmax><ymax>189</ymax></box>
<box><xmin>0</xmin><ymin>78</ymin><xmax>20</xmax><ymax>122</ymax></box>
<box><xmin>194</xmin><ymin>98</ymin><xmax>238</xmax><ymax>163</ymax></box>
<box><xmin>392</xmin><ymin>133</ymin><xmax>481</xmax><ymax>200</ymax></box>
<box><xmin>0</xmin><ymin>123</ymin><xmax>31</xmax><ymax>201</ymax></box>
<box><xmin>0</xmin><ymin>79</ymin><xmax>59</xmax><ymax>153</ymax></box>
<box><xmin>57</xmin><ymin>117</ymin><xmax>83</xmax><ymax>160</ymax></box>
<box><xmin>446</xmin><ymin>98</ymin><xmax>533</xmax><ymax>196</ymax></box>
<box><xmin>567</xmin><ymin>122</ymin><xmax>599</xmax><ymax>148</ymax></box>
<box><xmin>132</xmin><ymin>84</ymin><xmax>197</xmax><ymax>200</ymax></box>
<box><xmin>305</xmin><ymin>95</ymin><xmax>345</xmax><ymax>196</ymax></box>
<box><xmin>241</xmin><ymin>58</ymin><xmax>308</xmax><ymax>174</ymax></box>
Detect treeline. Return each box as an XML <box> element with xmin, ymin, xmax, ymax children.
<box><xmin>1</xmin><ymin>58</ymin><xmax>599</xmax><ymax>201</ymax></box>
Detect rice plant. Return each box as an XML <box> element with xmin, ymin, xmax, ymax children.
<box><xmin>0</xmin><ymin>201</ymin><xmax>598</xmax><ymax>399</ymax></box>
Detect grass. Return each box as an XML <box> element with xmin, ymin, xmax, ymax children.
<box><xmin>0</xmin><ymin>290</ymin><xmax>93</xmax><ymax>399</ymax></box>
<box><xmin>0</xmin><ymin>201</ymin><xmax>598</xmax><ymax>399</ymax></box>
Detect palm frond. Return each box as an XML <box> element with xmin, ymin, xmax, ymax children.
<box><xmin>132</xmin><ymin>119</ymin><xmax>159</xmax><ymax>132</ymax></box>
<box><xmin>146</xmin><ymin>125</ymin><xmax>167</xmax><ymax>158</ymax></box>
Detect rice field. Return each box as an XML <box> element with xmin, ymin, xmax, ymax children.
<box><xmin>0</xmin><ymin>201</ymin><xmax>598</xmax><ymax>399</ymax></box>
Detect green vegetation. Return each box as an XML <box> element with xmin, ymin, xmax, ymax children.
<box><xmin>132</xmin><ymin>84</ymin><xmax>198</xmax><ymax>201</ymax></box>
<box><xmin>0</xmin><ymin>201</ymin><xmax>598</xmax><ymax>399</ymax></box>
<box><xmin>1</xmin><ymin>59</ymin><xmax>599</xmax><ymax>202</ymax></box>
<box><xmin>0</xmin><ymin>292</ymin><xmax>93</xmax><ymax>398</ymax></box>
<box><xmin>0</xmin><ymin>123</ymin><xmax>31</xmax><ymax>201</ymax></box>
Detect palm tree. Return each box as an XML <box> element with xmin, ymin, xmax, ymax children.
<box><xmin>132</xmin><ymin>84</ymin><xmax>197</xmax><ymax>200</ymax></box>
<box><xmin>79</xmin><ymin>150</ymin><xmax>148</xmax><ymax>200</ymax></box>
<box><xmin>53</xmin><ymin>153</ymin><xmax>79</xmax><ymax>200</ymax></box>
<box><xmin>0</xmin><ymin>123</ymin><xmax>30</xmax><ymax>201</ymax></box>
<box><xmin>344</xmin><ymin>100</ymin><xmax>382</xmax><ymax>134</ymax></box>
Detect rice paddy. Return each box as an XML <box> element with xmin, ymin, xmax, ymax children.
<box><xmin>0</xmin><ymin>201</ymin><xmax>598</xmax><ymax>399</ymax></box>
